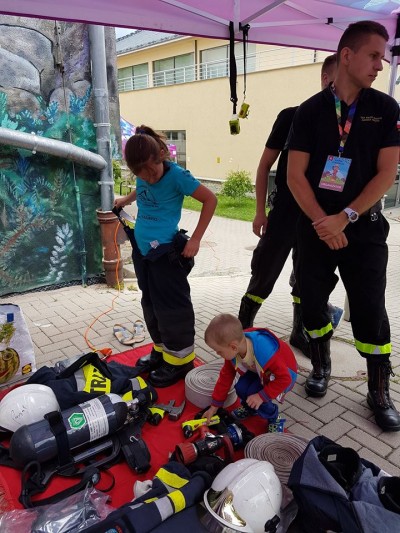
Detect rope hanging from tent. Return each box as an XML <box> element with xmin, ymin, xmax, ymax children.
<box><xmin>228</xmin><ymin>22</ymin><xmax>251</xmax><ymax>134</ymax></box>
<box><xmin>241</xmin><ymin>23</ymin><xmax>250</xmax><ymax>105</ymax></box>
<box><xmin>229</xmin><ymin>21</ymin><xmax>238</xmax><ymax>115</ymax></box>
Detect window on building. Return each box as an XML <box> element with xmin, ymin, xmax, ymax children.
<box><xmin>153</xmin><ymin>53</ymin><xmax>195</xmax><ymax>86</ymax></box>
<box><xmin>164</xmin><ymin>130</ymin><xmax>187</xmax><ymax>169</ymax></box>
<box><xmin>200</xmin><ymin>43</ymin><xmax>256</xmax><ymax>79</ymax></box>
<box><xmin>118</xmin><ymin>63</ymin><xmax>149</xmax><ymax>92</ymax></box>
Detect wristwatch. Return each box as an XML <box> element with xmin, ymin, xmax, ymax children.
<box><xmin>343</xmin><ymin>207</ymin><xmax>359</xmax><ymax>223</ymax></box>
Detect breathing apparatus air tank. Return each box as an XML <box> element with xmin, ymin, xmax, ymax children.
<box><xmin>9</xmin><ymin>393</ymin><xmax>128</xmax><ymax>468</ymax></box>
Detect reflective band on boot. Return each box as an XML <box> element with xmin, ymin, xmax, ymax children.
<box><xmin>305</xmin><ymin>323</ymin><xmax>333</xmax><ymax>340</ymax></box>
<box><xmin>355</xmin><ymin>340</ymin><xmax>391</xmax><ymax>356</ymax></box>
<box><xmin>238</xmin><ymin>295</ymin><xmax>262</xmax><ymax>329</ymax></box>
<box><xmin>163</xmin><ymin>350</ymin><xmax>195</xmax><ymax>366</ymax></box>
<box><xmin>149</xmin><ymin>350</ymin><xmax>195</xmax><ymax>388</ymax></box>
<box><xmin>245</xmin><ymin>293</ymin><xmax>264</xmax><ymax>305</ymax></box>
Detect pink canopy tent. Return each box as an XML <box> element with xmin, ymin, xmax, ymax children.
<box><xmin>0</xmin><ymin>1</ymin><xmax>399</xmax><ymax>54</ymax></box>
<box><xmin>1</xmin><ymin>1</ymin><xmax>399</xmax><ymax>89</ymax></box>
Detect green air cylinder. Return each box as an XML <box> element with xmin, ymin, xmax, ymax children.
<box><xmin>10</xmin><ymin>393</ymin><xmax>128</xmax><ymax>468</ymax></box>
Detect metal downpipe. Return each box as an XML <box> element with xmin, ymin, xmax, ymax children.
<box><xmin>88</xmin><ymin>24</ymin><xmax>114</xmax><ymax>211</ymax></box>
<box><xmin>0</xmin><ymin>127</ymin><xmax>106</xmax><ymax>169</ymax></box>
<box><xmin>89</xmin><ymin>25</ymin><xmax>122</xmax><ymax>287</ymax></box>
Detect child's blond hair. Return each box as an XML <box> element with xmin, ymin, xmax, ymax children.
<box><xmin>205</xmin><ymin>313</ymin><xmax>244</xmax><ymax>346</ymax></box>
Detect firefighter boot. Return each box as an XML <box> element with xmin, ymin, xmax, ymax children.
<box><xmin>289</xmin><ymin>303</ymin><xmax>310</xmax><ymax>358</ymax></box>
<box><xmin>305</xmin><ymin>341</ymin><xmax>331</xmax><ymax>397</ymax></box>
<box><xmin>149</xmin><ymin>360</ymin><xmax>194</xmax><ymax>388</ymax></box>
<box><xmin>135</xmin><ymin>346</ymin><xmax>163</xmax><ymax>372</ymax></box>
<box><xmin>238</xmin><ymin>295</ymin><xmax>261</xmax><ymax>329</ymax></box>
<box><xmin>366</xmin><ymin>359</ymin><xmax>400</xmax><ymax>432</ymax></box>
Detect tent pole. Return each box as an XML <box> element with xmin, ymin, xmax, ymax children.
<box><xmin>388</xmin><ymin>14</ymin><xmax>400</xmax><ymax>97</ymax></box>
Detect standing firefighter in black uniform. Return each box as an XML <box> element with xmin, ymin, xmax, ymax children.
<box><xmin>288</xmin><ymin>20</ymin><xmax>400</xmax><ymax>431</ymax></box>
<box><xmin>238</xmin><ymin>54</ymin><xmax>343</xmax><ymax>357</ymax></box>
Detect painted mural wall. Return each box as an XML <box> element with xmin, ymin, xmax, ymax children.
<box><xmin>0</xmin><ymin>16</ymin><xmax>120</xmax><ymax>296</ymax></box>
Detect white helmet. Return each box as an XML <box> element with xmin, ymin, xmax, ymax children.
<box><xmin>0</xmin><ymin>384</ymin><xmax>60</xmax><ymax>432</ymax></box>
<box><xmin>204</xmin><ymin>458</ymin><xmax>282</xmax><ymax>533</ymax></box>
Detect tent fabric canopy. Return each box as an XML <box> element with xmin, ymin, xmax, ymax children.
<box><xmin>1</xmin><ymin>1</ymin><xmax>399</xmax><ymax>59</ymax></box>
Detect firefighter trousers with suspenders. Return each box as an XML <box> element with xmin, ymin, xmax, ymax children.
<box><xmin>131</xmin><ymin>231</ymin><xmax>195</xmax><ymax>365</ymax></box>
<box><xmin>296</xmin><ymin>210</ymin><xmax>390</xmax><ymax>358</ymax></box>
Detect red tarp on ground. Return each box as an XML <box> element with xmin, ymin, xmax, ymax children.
<box><xmin>0</xmin><ymin>344</ymin><xmax>266</xmax><ymax>512</ymax></box>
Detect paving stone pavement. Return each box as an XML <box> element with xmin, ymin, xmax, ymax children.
<box><xmin>2</xmin><ymin>206</ymin><xmax>400</xmax><ymax>475</ymax></box>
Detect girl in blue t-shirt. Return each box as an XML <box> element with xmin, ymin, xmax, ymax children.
<box><xmin>114</xmin><ymin>125</ymin><xmax>217</xmax><ymax>387</ymax></box>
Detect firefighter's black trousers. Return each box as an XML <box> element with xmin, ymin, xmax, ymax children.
<box><xmin>131</xmin><ymin>233</ymin><xmax>195</xmax><ymax>355</ymax></box>
<box><xmin>296</xmin><ymin>211</ymin><xmax>390</xmax><ymax>358</ymax></box>
<box><xmin>246</xmin><ymin>188</ymin><xmax>301</xmax><ymax>300</ymax></box>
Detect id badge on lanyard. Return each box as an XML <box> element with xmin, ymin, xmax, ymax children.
<box><xmin>319</xmin><ymin>155</ymin><xmax>351</xmax><ymax>192</ymax></box>
<box><xmin>319</xmin><ymin>86</ymin><xmax>356</xmax><ymax>193</ymax></box>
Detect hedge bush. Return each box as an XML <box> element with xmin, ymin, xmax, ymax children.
<box><xmin>221</xmin><ymin>170</ymin><xmax>253</xmax><ymax>199</ymax></box>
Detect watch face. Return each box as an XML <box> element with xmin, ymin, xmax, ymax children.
<box><xmin>344</xmin><ymin>208</ymin><xmax>359</xmax><ymax>222</ymax></box>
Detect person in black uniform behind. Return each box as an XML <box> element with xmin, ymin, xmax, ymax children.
<box><xmin>288</xmin><ymin>21</ymin><xmax>400</xmax><ymax>431</ymax></box>
<box><xmin>238</xmin><ymin>54</ymin><xmax>343</xmax><ymax>357</ymax></box>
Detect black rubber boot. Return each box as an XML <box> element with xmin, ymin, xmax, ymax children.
<box><xmin>366</xmin><ymin>359</ymin><xmax>400</xmax><ymax>432</ymax></box>
<box><xmin>148</xmin><ymin>360</ymin><xmax>194</xmax><ymax>388</ymax></box>
<box><xmin>305</xmin><ymin>341</ymin><xmax>331</xmax><ymax>397</ymax></box>
<box><xmin>238</xmin><ymin>295</ymin><xmax>262</xmax><ymax>329</ymax></box>
<box><xmin>289</xmin><ymin>303</ymin><xmax>310</xmax><ymax>358</ymax></box>
<box><xmin>135</xmin><ymin>347</ymin><xmax>163</xmax><ymax>372</ymax></box>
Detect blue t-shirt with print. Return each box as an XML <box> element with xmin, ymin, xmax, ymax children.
<box><xmin>135</xmin><ymin>161</ymin><xmax>200</xmax><ymax>256</ymax></box>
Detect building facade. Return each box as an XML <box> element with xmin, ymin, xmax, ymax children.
<box><xmin>116</xmin><ymin>30</ymin><xmax>399</xmax><ymax>208</ymax></box>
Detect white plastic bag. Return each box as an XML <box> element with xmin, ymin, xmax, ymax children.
<box><xmin>0</xmin><ymin>486</ymin><xmax>114</xmax><ymax>533</ymax></box>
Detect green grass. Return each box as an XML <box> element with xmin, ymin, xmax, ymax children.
<box><xmin>183</xmin><ymin>194</ymin><xmax>256</xmax><ymax>222</ymax></box>
<box><xmin>114</xmin><ymin>181</ymin><xmax>256</xmax><ymax>222</ymax></box>
<box><xmin>114</xmin><ymin>180</ymin><xmax>135</xmax><ymax>196</ymax></box>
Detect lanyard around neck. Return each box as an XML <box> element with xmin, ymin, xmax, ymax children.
<box><xmin>331</xmin><ymin>84</ymin><xmax>358</xmax><ymax>157</ymax></box>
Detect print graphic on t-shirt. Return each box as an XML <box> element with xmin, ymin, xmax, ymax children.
<box><xmin>137</xmin><ymin>187</ymin><xmax>158</xmax><ymax>207</ymax></box>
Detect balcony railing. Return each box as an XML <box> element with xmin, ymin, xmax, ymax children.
<box><xmin>153</xmin><ymin>65</ymin><xmax>196</xmax><ymax>86</ymax></box>
<box><xmin>118</xmin><ymin>73</ymin><xmax>149</xmax><ymax>92</ymax></box>
<box><xmin>118</xmin><ymin>47</ymin><xmax>320</xmax><ymax>92</ymax></box>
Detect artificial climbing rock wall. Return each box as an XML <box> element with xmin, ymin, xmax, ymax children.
<box><xmin>0</xmin><ymin>16</ymin><xmax>120</xmax><ymax>296</ymax></box>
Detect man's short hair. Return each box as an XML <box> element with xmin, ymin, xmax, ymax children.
<box><xmin>321</xmin><ymin>53</ymin><xmax>337</xmax><ymax>74</ymax></box>
<box><xmin>337</xmin><ymin>20</ymin><xmax>389</xmax><ymax>58</ymax></box>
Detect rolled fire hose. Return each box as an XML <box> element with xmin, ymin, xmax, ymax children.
<box><xmin>185</xmin><ymin>360</ymin><xmax>237</xmax><ymax>408</ymax></box>
<box><xmin>244</xmin><ymin>433</ymin><xmax>309</xmax><ymax>485</ymax></box>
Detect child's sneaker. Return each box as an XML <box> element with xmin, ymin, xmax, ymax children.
<box><xmin>231</xmin><ymin>404</ymin><xmax>257</xmax><ymax>420</ymax></box>
<box><xmin>267</xmin><ymin>415</ymin><xmax>286</xmax><ymax>433</ymax></box>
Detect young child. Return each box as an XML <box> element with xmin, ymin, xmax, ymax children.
<box><xmin>114</xmin><ymin>125</ymin><xmax>217</xmax><ymax>387</ymax></box>
<box><xmin>203</xmin><ymin>313</ymin><xmax>297</xmax><ymax>427</ymax></box>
